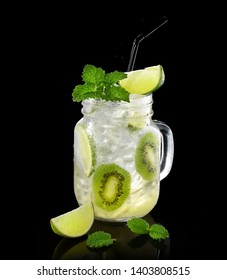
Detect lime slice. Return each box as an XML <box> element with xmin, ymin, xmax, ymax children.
<box><xmin>119</xmin><ymin>65</ymin><xmax>164</xmax><ymax>94</ymax></box>
<box><xmin>50</xmin><ymin>203</ymin><xmax>94</xmax><ymax>238</ymax></box>
<box><xmin>74</xmin><ymin>125</ymin><xmax>95</xmax><ymax>176</ymax></box>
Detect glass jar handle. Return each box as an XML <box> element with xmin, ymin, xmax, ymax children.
<box><xmin>154</xmin><ymin>120</ymin><xmax>174</xmax><ymax>181</ymax></box>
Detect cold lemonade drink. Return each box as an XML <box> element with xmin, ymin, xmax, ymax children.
<box><xmin>72</xmin><ymin>64</ymin><xmax>174</xmax><ymax>222</ymax></box>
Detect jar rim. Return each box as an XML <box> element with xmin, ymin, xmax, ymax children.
<box><xmin>82</xmin><ymin>92</ymin><xmax>153</xmax><ymax>108</ymax></box>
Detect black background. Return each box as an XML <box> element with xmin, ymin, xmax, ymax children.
<box><xmin>2</xmin><ymin>9</ymin><xmax>225</xmax><ymax>260</ymax></box>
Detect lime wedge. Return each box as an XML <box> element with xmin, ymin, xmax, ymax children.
<box><xmin>74</xmin><ymin>125</ymin><xmax>95</xmax><ymax>176</ymax></box>
<box><xmin>119</xmin><ymin>65</ymin><xmax>164</xmax><ymax>94</ymax></box>
<box><xmin>50</xmin><ymin>203</ymin><xmax>94</xmax><ymax>238</ymax></box>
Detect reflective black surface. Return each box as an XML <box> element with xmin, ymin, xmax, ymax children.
<box><xmin>34</xmin><ymin>194</ymin><xmax>225</xmax><ymax>260</ymax></box>
<box><xmin>51</xmin><ymin>215</ymin><xmax>170</xmax><ymax>260</ymax></box>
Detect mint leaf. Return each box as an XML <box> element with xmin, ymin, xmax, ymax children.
<box><xmin>106</xmin><ymin>85</ymin><xmax>130</xmax><ymax>102</ymax></box>
<box><xmin>149</xmin><ymin>224</ymin><xmax>169</xmax><ymax>241</ymax></box>
<box><xmin>72</xmin><ymin>64</ymin><xmax>130</xmax><ymax>102</ymax></box>
<box><xmin>82</xmin><ymin>64</ymin><xmax>105</xmax><ymax>84</ymax></box>
<box><xmin>86</xmin><ymin>231</ymin><xmax>116</xmax><ymax>248</ymax></box>
<box><xmin>105</xmin><ymin>71</ymin><xmax>127</xmax><ymax>84</ymax></box>
<box><xmin>127</xmin><ymin>218</ymin><xmax>150</xmax><ymax>234</ymax></box>
<box><xmin>72</xmin><ymin>84</ymin><xmax>97</xmax><ymax>102</ymax></box>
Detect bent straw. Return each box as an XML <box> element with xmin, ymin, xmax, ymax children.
<box><xmin>127</xmin><ymin>16</ymin><xmax>168</xmax><ymax>72</ymax></box>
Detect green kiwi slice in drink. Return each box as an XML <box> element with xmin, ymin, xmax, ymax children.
<box><xmin>92</xmin><ymin>163</ymin><xmax>131</xmax><ymax>211</ymax></box>
<box><xmin>135</xmin><ymin>132</ymin><xmax>159</xmax><ymax>181</ymax></box>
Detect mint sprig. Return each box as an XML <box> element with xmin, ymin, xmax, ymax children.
<box><xmin>127</xmin><ymin>218</ymin><xmax>169</xmax><ymax>241</ymax></box>
<box><xmin>85</xmin><ymin>219</ymin><xmax>169</xmax><ymax>249</ymax></box>
<box><xmin>86</xmin><ymin>231</ymin><xmax>116</xmax><ymax>249</ymax></box>
<box><xmin>72</xmin><ymin>64</ymin><xmax>130</xmax><ymax>102</ymax></box>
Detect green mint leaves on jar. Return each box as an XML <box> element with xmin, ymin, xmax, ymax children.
<box><xmin>72</xmin><ymin>64</ymin><xmax>130</xmax><ymax>102</ymax></box>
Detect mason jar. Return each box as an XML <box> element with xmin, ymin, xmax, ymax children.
<box><xmin>73</xmin><ymin>93</ymin><xmax>174</xmax><ymax>222</ymax></box>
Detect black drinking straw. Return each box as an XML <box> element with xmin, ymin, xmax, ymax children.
<box><xmin>127</xmin><ymin>16</ymin><xmax>168</xmax><ymax>71</ymax></box>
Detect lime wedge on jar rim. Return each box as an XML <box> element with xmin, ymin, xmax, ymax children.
<box><xmin>119</xmin><ymin>65</ymin><xmax>165</xmax><ymax>94</ymax></box>
<box><xmin>50</xmin><ymin>202</ymin><xmax>94</xmax><ymax>238</ymax></box>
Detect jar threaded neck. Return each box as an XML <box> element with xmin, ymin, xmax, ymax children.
<box><xmin>81</xmin><ymin>93</ymin><xmax>154</xmax><ymax>119</ymax></box>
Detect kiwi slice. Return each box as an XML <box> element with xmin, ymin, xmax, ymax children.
<box><xmin>135</xmin><ymin>132</ymin><xmax>159</xmax><ymax>181</ymax></box>
<box><xmin>92</xmin><ymin>163</ymin><xmax>131</xmax><ymax>211</ymax></box>
<box><xmin>74</xmin><ymin>124</ymin><xmax>96</xmax><ymax>176</ymax></box>
<box><xmin>127</xmin><ymin>114</ymin><xmax>146</xmax><ymax>131</ymax></box>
